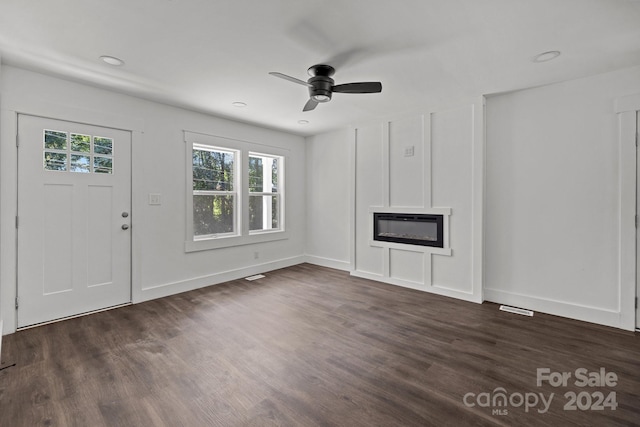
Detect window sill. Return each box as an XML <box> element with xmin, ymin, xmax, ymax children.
<box><xmin>185</xmin><ymin>229</ymin><xmax>289</xmax><ymax>252</ymax></box>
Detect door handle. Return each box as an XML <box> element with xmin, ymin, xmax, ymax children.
<box><xmin>122</xmin><ymin>212</ymin><xmax>129</xmax><ymax>218</ymax></box>
<box><xmin>122</xmin><ymin>224</ymin><xmax>130</xmax><ymax>230</ymax></box>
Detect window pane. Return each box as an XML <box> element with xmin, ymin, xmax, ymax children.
<box><xmin>249</xmin><ymin>155</ymin><xmax>279</xmax><ymax>193</ymax></box>
<box><xmin>248</xmin><ymin>156</ymin><xmax>263</xmax><ymax>192</ymax></box>
<box><xmin>193</xmin><ymin>194</ymin><xmax>235</xmax><ymax>235</ymax></box>
<box><xmin>71</xmin><ymin>134</ymin><xmax>90</xmax><ymax>152</ymax></box>
<box><xmin>44</xmin><ymin>130</ymin><xmax>67</xmax><ymax>150</ymax></box>
<box><xmin>249</xmin><ymin>195</ymin><xmax>279</xmax><ymax>231</ymax></box>
<box><xmin>193</xmin><ymin>149</ymin><xmax>235</xmax><ymax>191</ymax></box>
<box><xmin>94</xmin><ymin>137</ymin><xmax>113</xmax><ymax>155</ymax></box>
<box><xmin>44</xmin><ymin>152</ymin><xmax>67</xmax><ymax>171</ymax></box>
<box><xmin>70</xmin><ymin>154</ymin><xmax>90</xmax><ymax>173</ymax></box>
<box><xmin>94</xmin><ymin>156</ymin><xmax>113</xmax><ymax>174</ymax></box>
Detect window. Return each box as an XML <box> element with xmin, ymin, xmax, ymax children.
<box><xmin>43</xmin><ymin>129</ymin><xmax>114</xmax><ymax>174</ymax></box>
<box><xmin>185</xmin><ymin>132</ymin><xmax>287</xmax><ymax>252</ymax></box>
<box><xmin>249</xmin><ymin>153</ymin><xmax>281</xmax><ymax>232</ymax></box>
<box><xmin>192</xmin><ymin>145</ymin><xmax>238</xmax><ymax>238</ymax></box>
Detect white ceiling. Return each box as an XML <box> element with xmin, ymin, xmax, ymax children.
<box><xmin>1</xmin><ymin>0</ymin><xmax>640</xmax><ymax>136</ymax></box>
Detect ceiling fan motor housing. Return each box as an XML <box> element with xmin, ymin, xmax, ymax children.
<box><xmin>308</xmin><ymin>75</ymin><xmax>334</xmax><ymax>102</ymax></box>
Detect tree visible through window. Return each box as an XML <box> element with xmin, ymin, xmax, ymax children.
<box><xmin>187</xmin><ymin>133</ymin><xmax>286</xmax><ymax>249</ymax></box>
<box><xmin>249</xmin><ymin>153</ymin><xmax>281</xmax><ymax>232</ymax></box>
<box><xmin>192</xmin><ymin>145</ymin><xmax>237</xmax><ymax>237</ymax></box>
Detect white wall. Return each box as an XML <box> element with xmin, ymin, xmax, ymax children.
<box><xmin>1</xmin><ymin>65</ymin><xmax>306</xmax><ymax>334</ymax></box>
<box><xmin>485</xmin><ymin>65</ymin><xmax>640</xmax><ymax>330</ymax></box>
<box><xmin>304</xmin><ymin>128</ymin><xmax>352</xmax><ymax>271</ymax></box>
<box><xmin>349</xmin><ymin>100</ymin><xmax>485</xmax><ymax>302</ymax></box>
<box><xmin>0</xmin><ymin>55</ymin><xmax>3</xmax><ymax>347</ymax></box>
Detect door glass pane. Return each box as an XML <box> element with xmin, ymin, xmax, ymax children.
<box><xmin>71</xmin><ymin>155</ymin><xmax>91</xmax><ymax>173</ymax></box>
<box><xmin>94</xmin><ymin>137</ymin><xmax>113</xmax><ymax>155</ymax></box>
<box><xmin>44</xmin><ymin>152</ymin><xmax>67</xmax><ymax>171</ymax></box>
<box><xmin>71</xmin><ymin>134</ymin><xmax>90</xmax><ymax>152</ymax></box>
<box><xmin>44</xmin><ymin>130</ymin><xmax>67</xmax><ymax>150</ymax></box>
<box><xmin>94</xmin><ymin>156</ymin><xmax>113</xmax><ymax>174</ymax></box>
<box><xmin>193</xmin><ymin>194</ymin><xmax>235</xmax><ymax>235</ymax></box>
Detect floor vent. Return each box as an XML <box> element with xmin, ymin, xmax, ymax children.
<box><xmin>499</xmin><ymin>305</ymin><xmax>534</xmax><ymax>317</ymax></box>
<box><xmin>245</xmin><ymin>274</ymin><xmax>265</xmax><ymax>281</ymax></box>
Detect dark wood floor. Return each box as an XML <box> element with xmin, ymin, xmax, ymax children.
<box><xmin>1</xmin><ymin>264</ymin><xmax>639</xmax><ymax>426</ymax></box>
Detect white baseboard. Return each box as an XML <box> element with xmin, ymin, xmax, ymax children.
<box><xmin>0</xmin><ymin>318</ymin><xmax>3</xmax><ymax>361</ymax></box>
<box><xmin>483</xmin><ymin>288</ymin><xmax>630</xmax><ymax>331</ymax></box>
<box><xmin>304</xmin><ymin>255</ymin><xmax>351</xmax><ymax>271</ymax></box>
<box><xmin>136</xmin><ymin>256</ymin><xmax>306</xmax><ymax>302</ymax></box>
<box><xmin>351</xmin><ymin>269</ymin><xmax>482</xmax><ymax>303</ymax></box>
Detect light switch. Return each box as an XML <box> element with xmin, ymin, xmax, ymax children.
<box><xmin>149</xmin><ymin>193</ymin><xmax>162</xmax><ymax>205</ymax></box>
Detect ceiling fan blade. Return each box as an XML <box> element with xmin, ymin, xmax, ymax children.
<box><xmin>269</xmin><ymin>72</ymin><xmax>312</xmax><ymax>87</ymax></box>
<box><xmin>303</xmin><ymin>98</ymin><xmax>318</xmax><ymax>111</ymax></box>
<box><xmin>332</xmin><ymin>82</ymin><xmax>382</xmax><ymax>94</ymax></box>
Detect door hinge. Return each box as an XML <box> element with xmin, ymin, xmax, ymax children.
<box><xmin>15</xmin><ymin>216</ymin><xmax>19</xmax><ymax>229</ymax></box>
<box><xmin>636</xmin><ymin>297</ymin><xmax>638</xmax><ymax>309</ymax></box>
<box><xmin>15</xmin><ymin>297</ymin><xmax>19</xmax><ymax>310</ymax></box>
<box><xmin>635</xmin><ymin>215</ymin><xmax>638</xmax><ymax>228</ymax></box>
<box><xmin>16</xmin><ymin>131</ymin><xmax>19</xmax><ymax>148</ymax></box>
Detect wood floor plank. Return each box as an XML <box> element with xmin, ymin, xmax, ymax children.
<box><xmin>1</xmin><ymin>263</ymin><xmax>639</xmax><ymax>426</ymax></box>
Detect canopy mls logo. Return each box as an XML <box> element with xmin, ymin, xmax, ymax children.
<box><xmin>463</xmin><ymin>368</ymin><xmax>619</xmax><ymax>416</ymax></box>
<box><xmin>463</xmin><ymin>388</ymin><xmax>553</xmax><ymax>415</ymax></box>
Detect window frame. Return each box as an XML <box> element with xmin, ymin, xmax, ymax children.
<box><xmin>248</xmin><ymin>151</ymin><xmax>284</xmax><ymax>235</ymax></box>
<box><xmin>191</xmin><ymin>144</ymin><xmax>240</xmax><ymax>240</ymax></box>
<box><xmin>185</xmin><ymin>131</ymin><xmax>288</xmax><ymax>252</ymax></box>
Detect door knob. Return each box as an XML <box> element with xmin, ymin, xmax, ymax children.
<box><xmin>122</xmin><ymin>212</ymin><xmax>129</xmax><ymax>218</ymax></box>
<box><xmin>122</xmin><ymin>224</ymin><xmax>130</xmax><ymax>230</ymax></box>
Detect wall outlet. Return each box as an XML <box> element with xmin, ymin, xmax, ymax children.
<box><xmin>404</xmin><ymin>146</ymin><xmax>415</xmax><ymax>157</ymax></box>
<box><xmin>148</xmin><ymin>193</ymin><xmax>162</xmax><ymax>205</ymax></box>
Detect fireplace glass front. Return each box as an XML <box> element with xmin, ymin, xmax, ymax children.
<box><xmin>373</xmin><ymin>213</ymin><xmax>444</xmax><ymax>248</ymax></box>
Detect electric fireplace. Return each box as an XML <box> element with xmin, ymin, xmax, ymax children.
<box><xmin>373</xmin><ymin>213</ymin><xmax>444</xmax><ymax>248</ymax></box>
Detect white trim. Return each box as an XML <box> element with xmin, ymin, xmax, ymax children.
<box><xmin>619</xmin><ymin>110</ymin><xmax>636</xmax><ymax>330</ymax></box>
<box><xmin>3</xmin><ymin>104</ymin><xmax>144</xmax><ymax>133</ymax></box>
<box><xmin>367</xmin><ymin>207</ymin><xmax>453</xmax><ymax>255</ymax></box>
<box><xmin>484</xmin><ymin>288</ymin><xmax>627</xmax><ymax>330</ymax></box>
<box><xmin>184</xmin><ymin>131</ymin><xmax>289</xmax><ymax>252</ymax></box>
<box><xmin>135</xmin><ymin>255</ymin><xmax>305</xmax><ymax>302</ymax></box>
<box><xmin>351</xmin><ymin>269</ymin><xmax>480</xmax><ymax>303</ymax></box>
<box><xmin>348</xmin><ymin>126</ymin><xmax>356</xmax><ymax>270</ymax></box>
<box><xmin>1</xmin><ymin>109</ymin><xmax>138</xmax><ymax>334</ymax></box>
<box><xmin>369</xmin><ymin>206</ymin><xmax>452</xmax><ymax>215</ymax></box>
<box><xmin>350</xmin><ymin>100</ymin><xmax>485</xmax><ymax>306</ymax></box>
<box><xmin>471</xmin><ymin>99</ymin><xmax>485</xmax><ymax>303</ymax></box>
<box><xmin>614</xmin><ymin>92</ymin><xmax>640</xmax><ymax>113</ymax></box>
<box><xmin>304</xmin><ymin>255</ymin><xmax>351</xmax><ymax>271</ymax></box>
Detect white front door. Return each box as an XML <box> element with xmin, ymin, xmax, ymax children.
<box><xmin>17</xmin><ymin>115</ymin><xmax>132</xmax><ymax>328</ymax></box>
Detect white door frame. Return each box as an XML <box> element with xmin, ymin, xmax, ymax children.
<box><xmin>615</xmin><ymin>92</ymin><xmax>640</xmax><ymax>331</ymax></box>
<box><xmin>15</xmin><ymin>113</ymin><xmax>133</xmax><ymax>328</ymax></box>
<box><xmin>1</xmin><ymin>103</ymin><xmax>143</xmax><ymax>335</ymax></box>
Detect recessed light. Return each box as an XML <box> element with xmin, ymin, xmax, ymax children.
<box><xmin>298</xmin><ymin>120</ymin><xmax>309</xmax><ymax>125</ymax></box>
<box><xmin>100</xmin><ymin>55</ymin><xmax>125</xmax><ymax>66</ymax></box>
<box><xmin>232</xmin><ymin>102</ymin><xmax>247</xmax><ymax>108</ymax></box>
<box><xmin>532</xmin><ymin>51</ymin><xmax>561</xmax><ymax>63</ymax></box>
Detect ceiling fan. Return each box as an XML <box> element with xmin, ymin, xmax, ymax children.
<box><xmin>269</xmin><ymin>64</ymin><xmax>382</xmax><ymax>111</ymax></box>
